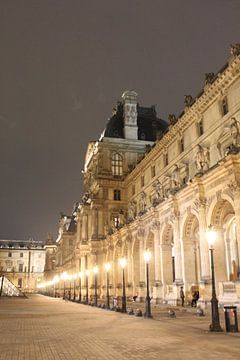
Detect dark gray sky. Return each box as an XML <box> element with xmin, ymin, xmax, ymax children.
<box><xmin>0</xmin><ymin>0</ymin><xmax>239</xmax><ymax>242</ymax></box>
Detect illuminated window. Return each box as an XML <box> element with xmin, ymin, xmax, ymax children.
<box><xmin>114</xmin><ymin>189</ymin><xmax>121</xmax><ymax>201</ymax></box>
<box><xmin>113</xmin><ymin>216</ymin><xmax>119</xmax><ymax>228</ymax></box>
<box><xmin>112</xmin><ymin>153</ymin><xmax>123</xmax><ymax>176</ymax></box>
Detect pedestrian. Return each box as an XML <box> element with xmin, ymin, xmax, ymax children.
<box><xmin>191</xmin><ymin>291</ymin><xmax>199</xmax><ymax>307</ymax></box>
<box><xmin>180</xmin><ymin>286</ymin><xmax>185</xmax><ymax>307</ymax></box>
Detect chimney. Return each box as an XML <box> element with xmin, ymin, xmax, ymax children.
<box><xmin>122</xmin><ymin>90</ymin><xmax>138</xmax><ymax>140</ymax></box>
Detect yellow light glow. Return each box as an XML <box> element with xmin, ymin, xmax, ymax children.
<box><xmin>93</xmin><ymin>266</ymin><xmax>99</xmax><ymax>274</ymax></box>
<box><xmin>207</xmin><ymin>226</ymin><xmax>217</xmax><ymax>248</ymax></box>
<box><xmin>119</xmin><ymin>257</ymin><xmax>127</xmax><ymax>269</ymax></box>
<box><xmin>144</xmin><ymin>250</ymin><xmax>151</xmax><ymax>263</ymax></box>
<box><xmin>105</xmin><ymin>262</ymin><xmax>111</xmax><ymax>272</ymax></box>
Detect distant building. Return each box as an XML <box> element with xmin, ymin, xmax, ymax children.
<box><xmin>45</xmin><ymin>45</ymin><xmax>240</xmax><ymax>306</ymax></box>
<box><xmin>0</xmin><ymin>239</ymin><xmax>45</xmax><ymax>292</ymax></box>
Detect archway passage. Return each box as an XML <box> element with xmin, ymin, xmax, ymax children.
<box><xmin>211</xmin><ymin>199</ymin><xmax>237</xmax><ymax>282</ymax></box>
<box><xmin>182</xmin><ymin>214</ymin><xmax>200</xmax><ymax>291</ymax></box>
<box><xmin>161</xmin><ymin>224</ymin><xmax>174</xmax><ymax>286</ymax></box>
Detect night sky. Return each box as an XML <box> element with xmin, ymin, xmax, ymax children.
<box><xmin>0</xmin><ymin>0</ymin><xmax>239</xmax><ymax>242</ymax></box>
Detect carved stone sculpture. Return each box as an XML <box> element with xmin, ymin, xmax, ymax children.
<box><xmin>184</xmin><ymin>95</ymin><xmax>193</xmax><ymax>107</ymax></box>
<box><xmin>168</xmin><ymin>114</ymin><xmax>177</xmax><ymax>126</ymax></box>
<box><xmin>128</xmin><ymin>201</ymin><xmax>136</xmax><ymax>221</ymax></box>
<box><xmin>204</xmin><ymin>72</ymin><xmax>215</xmax><ymax>85</ymax></box>
<box><xmin>195</xmin><ymin>145</ymin><xmax>210</xmax><ymax>173</ymax></box>
<box><xmin>230</xmin><ymin>43</ymin><xmax>240</xmax><ymax>57</ymax></box>
<box><xmin>171</xmin><ymin>165</ymin><xmax>182</xmax><ymax>190</ymax></box>
<box><xmin>230</xmin><ymin>117</ymin><xmax>240</xmax><ymax>147</ymax></box>
<box><xmin>152</xmin><ymin>180</ymin><xmax>164</xmax><ymax>206</ymax></box>
<box><xmin>139</xmin><ymin>192</ymin><xmax>147</xmax><ymax>214</ymax></box>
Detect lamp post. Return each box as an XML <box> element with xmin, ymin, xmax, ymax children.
<box><xmin>144</xmin><ymin>250</ymin><xmax>152</xmax><ymax>318</ymax></box>
<box><xmin>78</xmin><ymin>271</ymin><xmax>82</xmax><ymax>303</ymax></box>
<box><xmin>53</xmin><ymin>275</ymin><xmax>59</xmax><ymax>297</ymax></box>
<box><xmin>68</xmin><ymin>275</ymin><xmax>72</xmax><ymax>300</ymax></box>
<box><xmin>73</xmin><ymin>274</ymin><xmax>77</xmax><ymax>301</ymax></box>
<box><xmin>85</xmin><ymin>270</ymin><xmax>89</xmax><ymax>304</ymax></box>
<box><xmin>61</xmin><ymin>272</ymin><xmax>68</xmax><ymax>299</ymax></box>
<box><xmin>207</xmin><ymin>226</ymin><xmax>223</xmax><ymax>332</ymax></box>
<box><xmin>119</xmin><ymin>258</ymin><xmax>127</xmax><ymax>313</ymax></box>
<box><xmin>105</xmin><ymin>263</ymin><xmax>111</xmax><ymax>309</ymax></box>
<box><xmin>93</xmin><ymin>266</ymin><xmax>99</xmax><ymax>307</ymax></box>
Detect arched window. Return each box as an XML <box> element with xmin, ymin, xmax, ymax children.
<box><xmin>112</xmin><ymin>152</ymin><xmax>123</xmax><ymax>176</ymax></box>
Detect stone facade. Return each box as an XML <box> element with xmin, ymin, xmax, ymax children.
<box><xmin>0</xmin><ymin>239</ymin><xmax>46</xmax><ymax>292</ymax></box>
<box><xmin>46</xmin><ymin>46</ymin><xmax>240</xmax><ymax>307</ymax></box>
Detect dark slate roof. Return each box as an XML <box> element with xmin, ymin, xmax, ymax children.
<box><xmin>103</xmin><ymin>102</ymin><xmax>168</xmax><ymax>141</ymax></box>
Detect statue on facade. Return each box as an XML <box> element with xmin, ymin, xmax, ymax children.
<box><xmin>230</xmin><ymin>43</ymin><xmax>240</xmax><ymax>57</ymax></box>
<box><xmin>168</xmin><ymin>114</ymin><xmax>177</xmax><ymax>126</ymax></box>
<box><xmin>204</xmin><ymin>72</ymin><xmax>215</xmax><ymax>86</ymax></box>
<box><xmin>152</xmin><ymin>180</ymin><xmax>164</xmax><ymax>206</ymax></box>
<box><xmin>195</xmin><ymin>145</ymin><xmax>210</xmax><ymax>173</ymax></box>
<box><xmin>171</xmin><ymin>164</ymin><xmax>182</xmax><ymax>190</ymax></box>
<box><xmin>184</xmin><ymin>95</ymin><xmax>193</xmax><ymax>107</ymax></box>
<box><xmin>139</xmin><ymin>192</ymin><xmax>147</xmax><ymax>214</ymax></box>
<box><xmin>230</xmin><ymin>117</ymin><xmax>240</xmax><ymax>148</ymax></box>
<box><xmin>128</xmin><ymin>201</ymin><xmax>136</xmax><ymax>221</ymax></box>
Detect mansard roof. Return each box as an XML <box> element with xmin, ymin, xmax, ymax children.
<box><xmin>103</xmin><ymin>101</ymin><xmax>168</xmax><ymax>141</ymax></box>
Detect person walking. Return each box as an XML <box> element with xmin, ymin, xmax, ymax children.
<box><xmin>180</xmin><ymin>286</ymin><xmax>185</xmax><ymax>307</ymax></box>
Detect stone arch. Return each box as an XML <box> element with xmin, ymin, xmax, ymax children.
<box><xmin>209</xmin><ymin>199</ymin><xmax>235</xmax><ymax>283</ymax></box>
<box><xmin>161</xmin><ymin>223</ymin><xmax>174</xmax><ymax>285</ymax></box>
<box><xmin>144</xmin><ymin>230</ymin><xmax>155</xmax><ymax>292</ymax></box>
<box><xmin>182</xmin><ymin>213</ymin><xmax>200</xmax><ymax>292</ymax></box>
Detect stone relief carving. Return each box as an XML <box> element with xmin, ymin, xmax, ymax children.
<box><xmin>194</xmin><ymin>145</ymin><xmax>210</xmax><ymax>173</ymax></box>
<box><xmin>150</xmin><ymin>219</ymin><xmax>160</xmax><ymax>231</ymax></box>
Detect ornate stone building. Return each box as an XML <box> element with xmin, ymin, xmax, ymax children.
<box><xmin>0</xmin><ymin>239</ymin><xmax>46</xmax><ymax>292</ymax></box>
<box><xmin>46</xmin><ymin>45</ymin><xmax>240</xmax><ymax>306</ymax></box>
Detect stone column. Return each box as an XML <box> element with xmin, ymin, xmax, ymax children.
<box><xmin>173</xmin><ymin>216</ymin><xmax>183</xmax><ymax>283</ymax></box>
<box><xmin>151</xmin><ymin>223</ymin><xmax>162</xmax><ymax>303</ymax></box>
<box><xmin>82</xmin><ymin>215</ymin><xmax>88</xmax><ymax>242</ymax></box>
<box><xmin>198</xmin><ymin>200</ymin><xmax>211</xmax><ymax>281</ymax></box>
<box><xmin>138</xmin><ymin>229</ymin><xmax>145</xmax><ymax>301</ymax></box>
<box><xmin>233</xmin><ymin>187</ymin><xmax>240</xmax><ymax>275</ymax></box>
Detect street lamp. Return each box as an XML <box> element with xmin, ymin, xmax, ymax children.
<box><xmin>60</xmin><ymin>272</ymin><xmax>68</xmax><ymax>299</ymax></box>
<box><xmin>93</xmin><ymin>266</ymin><xmax>99</xmax><ymax>307</ymax></box>
<box><xmin>78</xmin><ymin>271</ymin><xmax>83</xmax><ymax>303</ymax></box>
<box><xmin>119</xmin><ymin>257</ymin><xmax>127</xmax><ymax>313</ymax></box>
<box><xmin>104</xmin><ymin>263</ymin><xmax>111</xmax><ymax>309</ymax></box>
<box><xmin>73</xmin><ymin>274</ymin><xmax>78</xmax><ymax>301</ymax></box>
<box><xmin>53</xmin><ymin>275</ymin><xmax>59</xmax><ymax>297</ymax></box>
<box><xmin>144</xmin><ymin>250</ymin><xmax>152</xmax><ymax>318</ymax></box>
<box><xmin>207</xmin><ymin>226</ymin><xmax>223</xmax><ymax>332</ymax></box>
<box><xmin>85</xmin><ymin>270</ymin><xmax>89</xmax><ymax>304</ymax></box>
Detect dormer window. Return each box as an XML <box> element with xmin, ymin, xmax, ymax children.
<box><xmin>112</xmin><ymin>152</ymin><xmax>123</xmax><ymax>176</ymax></box>
<box><xmin>222</xmin><ymin>97</ymin><xmax>228</xmax><ymax>116</ymax></box>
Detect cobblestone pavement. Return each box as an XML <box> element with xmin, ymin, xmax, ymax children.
<box><xmin>0</xmin><ymin>295</ymin><xmax>240</xmax><ymax>360</ymax></box>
